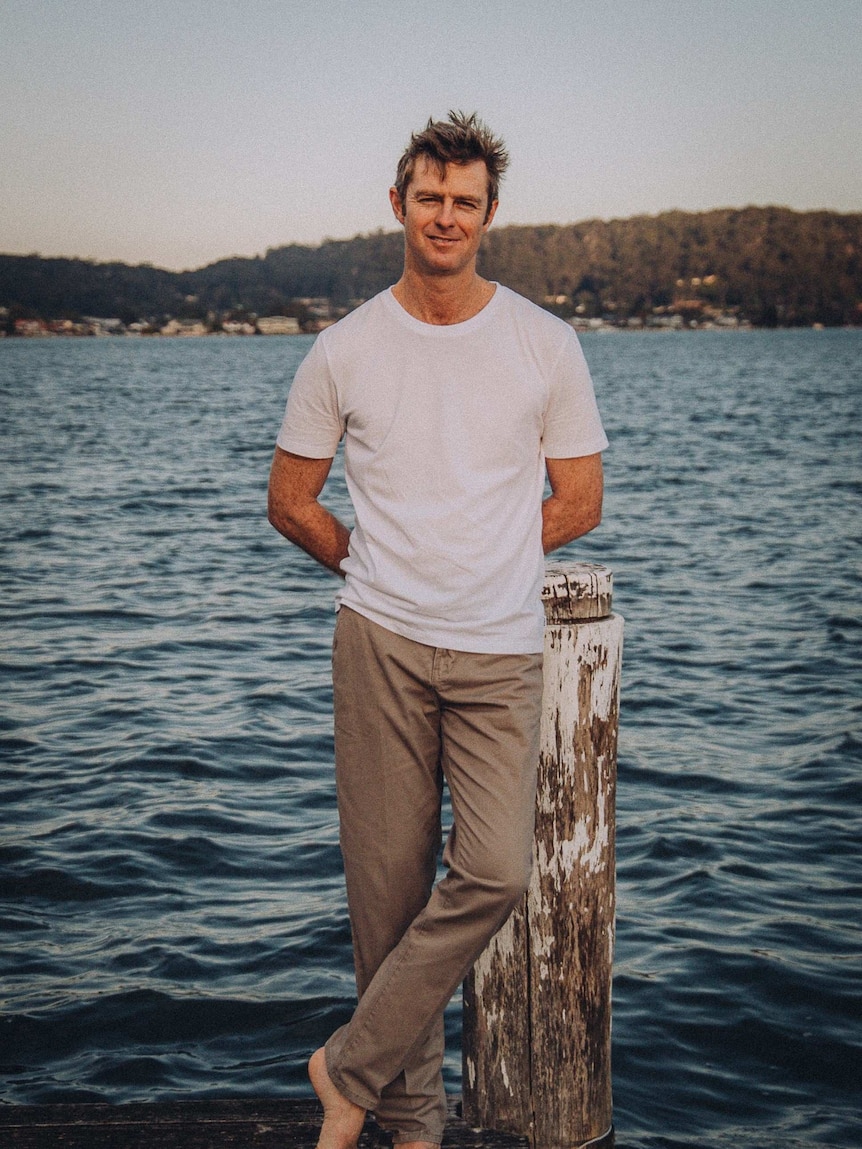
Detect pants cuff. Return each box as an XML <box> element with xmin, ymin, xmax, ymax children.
<box><xmin>324</xmin><ymin>1033</ymin><xmax>379</xmax><ymax>1112</ymax></box>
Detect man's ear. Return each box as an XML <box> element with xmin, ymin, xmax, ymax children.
<box><xmin>483</xmin><ymin>199</ymin><xmax>499</xmax><ymax>232</ymax></box>
<box><xmin>389</xmin><ymin>186</ymin><xmax>405</xmax><ymax>225</ymax></box>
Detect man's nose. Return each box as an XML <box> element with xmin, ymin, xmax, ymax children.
<box><xmin>436</xmin><ymin>199</ymin><xmax>456</xmax><ymax>226</ymax></box>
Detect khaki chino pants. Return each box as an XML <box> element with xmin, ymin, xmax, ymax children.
<box><xmin>325</xmin><ymin>606</ymin><xmax>543</xmax><ymax>1145</ymax></box>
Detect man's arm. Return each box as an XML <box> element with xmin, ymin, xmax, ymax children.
<box><xmin>542</xmin><ymin>453</ymin><xmax>604</xmax><ymax>554</ymax></box>
<box><xmin>267</xmin><ymin>445</ymin><xmax>351</xmax><ymax>576</ymax></box>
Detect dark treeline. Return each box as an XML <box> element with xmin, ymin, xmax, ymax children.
<box><xmin>2</xmin><ymin>207</ymin><xmax>860</xmax><ymax>328</ymax></box>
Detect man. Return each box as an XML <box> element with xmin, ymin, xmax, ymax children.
<box><xmin>268</xmin><ymin>111</ymin><xmax>607</xmax><ymax>1149</ymax></box>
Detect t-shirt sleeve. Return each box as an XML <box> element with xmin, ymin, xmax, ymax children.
<box><xmin>276</xmin><ymin>334</ymin><xmax>344</xmax><ymax>458</ymax></box>
<box><xmin>542</xmin><ymin>327</ymin><xmax>609</xmax><ymax>458</ymax></box>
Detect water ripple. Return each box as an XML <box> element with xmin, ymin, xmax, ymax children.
<box><xmin>2</xmin><ymin>331</ymin><xmax>860</xmax><ymax>1145</ymax></box>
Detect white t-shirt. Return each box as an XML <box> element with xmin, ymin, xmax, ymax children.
<box><xmin>277</xmin><ymin>285</ymin><xmax>608</xmax><ymax>654</ymax></box>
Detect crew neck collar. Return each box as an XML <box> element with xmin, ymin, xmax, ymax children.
<box><xmin>384</xmin><ymin>283</ymin><xmax>503</xmax><ymax>334</ymax></box>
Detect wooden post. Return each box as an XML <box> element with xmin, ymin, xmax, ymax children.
<box><xmin>463</xmin><ymin>562</ymin><xmax>623</xmax><ymax>1149</ymax></box>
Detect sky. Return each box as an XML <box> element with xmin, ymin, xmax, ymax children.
<box><xmin>1</xmin><ymin>0</ymin><xmax>860</xmax><ymax>271</ymax></box>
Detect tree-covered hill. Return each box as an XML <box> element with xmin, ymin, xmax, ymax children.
<box><xmin>1</xmin><ymin>207</ymin><xmax>860</xmax><ymax>328</ymax></box>
<box><xmin>480</xmin><ymin>207</ymin><xmax>861</xmax><ymax>326</ymax></box>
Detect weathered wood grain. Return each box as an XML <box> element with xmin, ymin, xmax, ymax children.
<box><xmin>463</xmin><ymin>563</ymin><xmax>622</xmax><ymax>1149</ymax></box>
<box><xmin>529</xmin><ymin>613</ymin><xmax>621</xmax><ymax>1147</ymax></box>
<box><xmin>0</xmin><ymin>1096</ymin><xmax>530</xmax><ymax>1148</ymax></box>
<box><xmin>462</xmin><ymin>902</ymin><xmax>532</xmax><ymax>1132</ymax></box>
<box><xmin>541</xmin><ymin>563</ymin><xmax>613</xmax><ymax>624</ymax></box>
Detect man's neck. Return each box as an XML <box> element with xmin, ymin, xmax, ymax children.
<box><xmin>391</xmin><ymin>268</ymin><xmax>496</xmax><ymax>326</ymax></box>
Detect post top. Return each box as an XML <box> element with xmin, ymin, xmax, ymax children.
<box><xmin>542</xmin><ymin>562</ymin><xmax>613</xmax><ymax>623</ymax></box>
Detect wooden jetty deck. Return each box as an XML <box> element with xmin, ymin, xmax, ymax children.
<box><xmin>0</xmin><ymin>1097</ymin><xmax>530</xmax><ymax>1147</ymax></box>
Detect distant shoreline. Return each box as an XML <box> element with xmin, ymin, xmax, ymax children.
<box><xmin>3</xmin><ymin>207</ymin><xmax>861</xmax><ymax>332</ymax></box>
<box><xmin>4</xmin><ymin>318</ymin><xmax>854</xmax><ymax>339</ymax></box>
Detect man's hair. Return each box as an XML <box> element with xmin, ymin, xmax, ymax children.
<box><xmin>394</xmin><ymin>111</ymin><xmax>509</xmax><ymax>220</ymax></box>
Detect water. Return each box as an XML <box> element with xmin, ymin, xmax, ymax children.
<box><xmin>1</xmin><ymin>329</ymin><xmax>860</xmax><ymax>1147</ymax></box>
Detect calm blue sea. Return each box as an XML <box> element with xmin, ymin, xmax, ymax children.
<box><xmin>1</xmin><ymin>329</ymin><xmax>860</xmax><ymax>1148</ymax></box>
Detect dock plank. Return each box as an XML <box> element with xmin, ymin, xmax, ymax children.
<box><xmin>0</xmin><ymin>1097</ymin><xmax>530</xmax><ymax>1147</ymax></box>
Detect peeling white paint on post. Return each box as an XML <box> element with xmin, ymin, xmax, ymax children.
<box><xmin>463</xmin><ymin>562</ymin><xmax>623</xmax><ymax>1149</ymax></box>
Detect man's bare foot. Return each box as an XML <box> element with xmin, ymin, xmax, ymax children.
<box><xmin>308</xmin><ymin>1047</ymin><xmax>366</xmax><ymax>1149</ymax></box>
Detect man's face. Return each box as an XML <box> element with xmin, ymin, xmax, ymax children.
<box><xmin>389</xmin><ymin>155</ymin><xmax>498</xmax><ymax>278</ymax></box>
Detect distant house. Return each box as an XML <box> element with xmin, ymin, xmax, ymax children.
<box><xmin>161</xmin><ymin>319</ymin><xmax>208</xmax><ymax>337</ymax></box>
<box><xmin>256</xmin><ymin>316</ymin><xmax>301</xmax><ymax>335</ymax></box>
<box><xmin>14</xmin><ymin>319</ymin><xmax>50</xmax><ymax>336</ymax></box>
<box><xmin>83</xmin><ymin>317</ymin><xmax>125</xmax><ymax>335</ymax></box>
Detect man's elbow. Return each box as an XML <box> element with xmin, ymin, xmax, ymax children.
<box><xmin>267</xmin><ymin>482</ymin><xmax>300</xmax><ymax>542</ymax></box>
<box><xmin>569</xmin><ymin>501</ymin><xmax>601</xmax><ymax>546</ymax></box>
<box><xmin>266</xmin><ymin>482</ymin><xmax>281</xmax><ymax>531</ymax></box>
<box><xmin>572</xmin><ymin>454</ymin><xmax>603</xmax><ymax>539</ymax></box>
<box><xmin>585</xmin><ymin>495</ymin><xmax>603</xmax><ymax>534</ymax></box>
